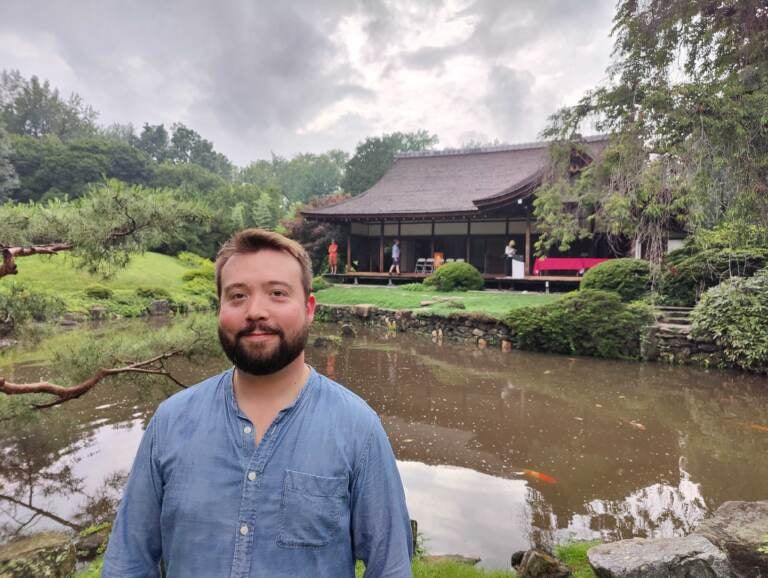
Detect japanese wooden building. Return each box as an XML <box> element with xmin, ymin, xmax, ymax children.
<box><xmin>302</xmin><ymin>136</ymin><xmax>615</xmax><ymax>279</ymax></box>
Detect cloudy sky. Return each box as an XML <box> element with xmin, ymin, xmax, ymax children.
<box><xmin>0</xmin><ymin>0</ymin><xmax>616</xmax><ymax>166</ymax></box>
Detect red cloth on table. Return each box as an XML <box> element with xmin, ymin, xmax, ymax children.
<box><xmin>532</xmin><ymin>257</ymin><xmax>608</xmax><ymax>275</ymax></box>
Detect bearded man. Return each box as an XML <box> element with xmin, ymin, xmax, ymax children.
<box><xmin>102</xmin><ymin>229</ymin><xmax>413</xmax><ymax>578</ymax></box>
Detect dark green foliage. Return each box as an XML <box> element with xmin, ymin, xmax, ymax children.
<box><xmin>84</xmin><ymin>284</ymin><xmax>113</xmax><ymax>299</ymax></box>
<box><xmin>311</xmin><ymin>276</ymin><xmax>331</xmax><ymax>292</ymax></box>
<box><xmin>658</xmin><ymin>246</ymin><xmax>768</xmax><ymax>306</ymax></box>
<box><xmin>505</xmin><ymin>290</ymin><xmax>653</xmax><ymax>359</ymax></box>
<box><xmin>691</xmin><ymin>270</ymin><xmax>768</xmax><ymax>372</ymax></box>
<box><xmin>423</xmin><ymin>262</ymin><xmax>484</xmax><ymax>292</ymax></box>
<box><xmin>135</xmin><ymin>287</ymin><xmax>171</xmax><ymax>300</ymax></box>
<box><xmin>281</xmin><ymin>193</ymin><xmax>348</xmax><ymax>273</ymax></box>
<box><xmin>580</xmin><ymin>258</ymin><xmax>651</xmax><ymax>301</ymax></box>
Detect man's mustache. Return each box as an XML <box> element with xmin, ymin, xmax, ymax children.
<box><xmin>235</xmin><ymin>323</ymin><xmax>283</xmax><ymax>340</ymax></box>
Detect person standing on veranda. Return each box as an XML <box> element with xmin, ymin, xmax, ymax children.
<box><xmin>328</xmin><ymin>238</ymin><xmax>339</xmax><ymax>275</ymax></box>
<box><xmin>388</xmin><ymin>239</ymin><xmax>400</xmax><ymax>276</ymax></box>
<box><xmin>102</xmin><ymin>229</ymin><xmax>413</xmax><ymax>578</ymax></box>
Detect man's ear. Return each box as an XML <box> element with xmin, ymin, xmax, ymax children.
<box><xmin>306</xmin><ymin>294</ymin><xmax>317</xmax><ymax>322</ymax></box>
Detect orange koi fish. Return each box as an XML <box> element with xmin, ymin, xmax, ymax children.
<box><xmin>522</xmin><ymin>469</ymin><xmax>557</xmax><ymax>485</ymax></box>
<box><xmin>742</xmin><ymin>422</ymin><xmax>768</xmax><ymax>433</ymax></box>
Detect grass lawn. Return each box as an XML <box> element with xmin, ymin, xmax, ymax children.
<box><xmin>315</xmin><ymin>284</ymin><xmax>558</xmax><ymax>319</ymax></box>
<box><xmin>11</xmin><ymin>252</ymin><xmax>190</xmax><ymax>294</ymax></box>
<box><xmin>555</xmin><ymin>541</ymin><xmax>600</xmax><ymax>578</ymax></box>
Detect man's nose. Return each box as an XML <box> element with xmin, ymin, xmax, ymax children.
<box><xmin>244</xmin><ymin>294</ymin><xmax>270</xmax><ymax>321</ymax></box>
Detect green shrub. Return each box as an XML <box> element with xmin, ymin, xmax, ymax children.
<box><xmin>0</xmin><ymin>282</ymin><xmax>66</xmax><ymax>335</ymax></box>
<box><xmin>658</xmin><ymin>246</ymin><xmax>768</xmax><ymax>306</ymax></box>
<box><xmin>505</xmin><ymin>289</ymin><xmax>654</xmax><ymax>359</ymax></box>
<box><xmin>177</xmin><ymin>251</ymin><xmax>211</xmax><ymax>268</ymax></box>
<box><xmin>691</xmin><ymin>269</ymin><xmax>768</xmax><ymax>372</ymax></box>
<box><xmin>581</xmin><ymin>258</ymin><xmax>650</xmax><ymax>302</ymax></box>
<box><xmin>84</xmin><ymin>284</ymin><xmax>113</xmax><ymax>299</ymax></box>
<box><xmin>135</xmin><ymin>286</ymin><xmax>172</xmax><ymax>300</ymax></box>
<box><xmin>423</xmin><ymin>262</ymin><xmax>484</xmax><ymax>292</ymax></box>
<box><xmin>312</xmin><ymin>276</ymin><xmax>331</xmax><ymax>292</ymax></box>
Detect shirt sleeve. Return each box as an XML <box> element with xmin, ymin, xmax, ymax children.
<box><xmin>351</xmin><ymin>418</ymin><xmax>413</xmax><ymax>578</ymax></box>
<box><xmin>101</xmin><ymin>416</ymin><xmax>164</xmax><ymax>578</ymax></box>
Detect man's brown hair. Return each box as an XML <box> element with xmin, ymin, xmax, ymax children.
<box><xmin>215</xmin><ymin>229</ymin><xmax>313</xmax><ymax>299</ymax></box>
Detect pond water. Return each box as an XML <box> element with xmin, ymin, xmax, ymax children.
<box><xmin>1</xmin><ymin>320</ymin><xmax>767</xmax><ymax>570</ymax></box>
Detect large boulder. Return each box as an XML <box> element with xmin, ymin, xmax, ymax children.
<box><xmin>147</xmin><ymin>299</ymin><xmax>171</xmax><ymax>316</ymax></box>
<box><xmin>696</xmin><ymin>500</ymin><xmax>768</xmax><ymax>577</ymax></box>
<box><xmin>587</xmin><ymin>534</ymin><xmax>731</xmax><ymax>577</ymax></box>
<box><xmin>0</xmin><ymin>532</ymin><xmax>76</xmax><ymax>577</ymax></box>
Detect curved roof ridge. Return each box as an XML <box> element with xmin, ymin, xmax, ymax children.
<box><xmin>395</xmin><ymin>134</ymin><xmax>609</xmax><ymax>160</ymax></box>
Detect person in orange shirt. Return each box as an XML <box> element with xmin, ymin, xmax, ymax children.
<box><xmin>328</xmin><ymin>239</ymin><xmax>339</xmax><ymax>274</ymax></box>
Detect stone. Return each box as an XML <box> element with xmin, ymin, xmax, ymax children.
<box><xmin>89</xmin><ymin>306</ymin><xmax>108</xmax><ymax>321</ymax></box>
<box><xmin>0</xmin><ymin>532</ymin><xmax>76</xmax><ymax>577</ymax></box>
<box><xmin>515</xmin><ymin>549</ymin><xmax>571</xmax><ymax>578</ymax></box>
<box><xmin>147</xmin><ymin>299</ymin><xmax>170</xmax><ymax>316</ymax></box>
<box><xmin>0</xmin><ymin>339</ymin><xmax>17</xmax><ymax>350</ymax></box>
<box><xmin>696</xmin><ymin>500</ymin><xmax>768</xmax><ymax>577</ymax></box>
<box><xmin>587</xmin><ymin>534</ymin><xmax>731</xmax><ymax>578</ymax></box>
<box><xmin>423</xmin><ymin>554</ymin><xmax>480</xmax><ymax>566</ymax></box>
<box><xmin>352</xmin><ymin>304</ymin><xmax>376</xmax><ymax>318</ymax></box>
<box><xmin>471</xmin><ymin>328</ymin><xmax>485</xmax><ymax>337</ymax></box>
<box><xmin>501</xmin><ymin>339</ymin><xmax>512</xmax><ymax>352</ymax></box>
<box><xmin>340</xmin><ymin>324</ymin><xmax>356</xmax><ymax>338</ymax></box>
<box><xmin>510</xmin><ymin>550</ymin><xmax>526</xmax><ymax>567</ymax></box>
<box><xmin>420</xmin><ymin>300</ymin><xmax>436</xmax><ymax>307</ymax></box>
<box><xmin>477</xmin><ymin>338</ymin><xmax>488</xmax><ymax>349</ymax></box>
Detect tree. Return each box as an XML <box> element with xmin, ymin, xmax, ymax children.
<box><xmin>536</xmin><ymin>0</ymin><xmax>768</xmax><ymax>264</ymax></box>
<box><xmin>342</xmin><ymin>131</ymin><xmax>438</xmax><ymax>196</ymax></box>
<box><xmin>0</xmin><ymin>125</ymin><xmax>19</xmax><ymax>202</ymax></box>
<box><xmin>281</xmin><ymin>193</ymin><xmax>350</xmax><ymax>272</ymax></box>
<box><xmin>0</xmin><ymin>70</ymin><xmax>97</xmax><ymax>140</ymax></box>
<box><xmin>238</xmin><ymin>150</ymin><xmax>349</xmax><ymax>203</ymax></box>
<box><xmin>136</xmin><ymin>123</ymin><xmax>170</xmax><ymax>163</ymax></box>
<box><xmin>0</xmin><ymin>179</ymin><xmax>205</xmax><ymax>278</ymax></box>
<box><xmin>7</xmin><ymin>134</ymin><xmax>154</xmax><ymax>202</ymax></box>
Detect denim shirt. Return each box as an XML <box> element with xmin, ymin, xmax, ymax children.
<box><xmin>102</xmin><ymin>368</ymin><xmax>413</xmax><ymax>578</ymax></box>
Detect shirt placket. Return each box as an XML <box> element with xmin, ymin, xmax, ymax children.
<box><xmin>227</xmin><ymin>379</ymin><xmax>312</xmax><ymax>578</ymax></box>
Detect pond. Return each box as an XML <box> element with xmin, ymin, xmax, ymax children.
<box><xmin>0</xmin><ymin>319</ymin><xmax>767</xmax><ymax>570</ymax></box>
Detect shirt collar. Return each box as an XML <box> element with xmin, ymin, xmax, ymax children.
<box><xmin>224</xmin><ymin>366</ymin><xmax>318</xmax><ymax>420</ymax></box>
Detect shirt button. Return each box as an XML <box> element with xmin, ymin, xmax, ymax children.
<box><xmin>240</xmin><ymin>525</ymin><xmax>249</xmax><ymax>536</ymax></box>
<box><xmin>248</xmin><ymin>471</ymin><xmax>257</xmax><ymax>481</ymax></box>
<box><xmin>243</xmin><ymin>426</ymin><xmax>252</xmax><ymax>434</ymax></box>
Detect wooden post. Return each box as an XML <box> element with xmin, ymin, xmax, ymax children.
<box><xmin>379</xmin><ymin>222</ymin><xmax>385</xmax><ymax>273</ymax></box>
<box><xmin>466</xmin><ymin>218</ymin><xmax>471</xmax><ymax>263</ymax></box>
<box><xmin>430</xmin><ymin>221</ymin><xmax>435</xmax><ymax>257</ymax></box>
<box><xmin>524</xmin><ymin>214</ymin><xmax>532</xmax><ymax>276</ymax></box>
<box><xmin>346</xmin><ymin>222</ymin><xmax>352</xmax><ymax>272</ymax></box>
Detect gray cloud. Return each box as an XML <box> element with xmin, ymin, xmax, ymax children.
<box><xmin>0</xmin><ymin>0</ymin><xmax>615</xmax><ymax>164</ymax></box>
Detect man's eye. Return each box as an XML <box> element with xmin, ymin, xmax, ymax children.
<box><xmin>230</xmin><ymin>293</ymin><xmax>247</xmax><ymax>300</ymax></box>
<box><xmin>271</xmin><ymin>290</ymin><xmax>287</xmax><ymax>297</ymax></box>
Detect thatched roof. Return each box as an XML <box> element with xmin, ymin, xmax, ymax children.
<box><xmin>303</xmin><ymin>136</ymin><xmax>609</xmax><ymax>220</ymax></box>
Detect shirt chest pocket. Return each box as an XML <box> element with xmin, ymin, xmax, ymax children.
<box><xmin>277</xmin><ymin>470</ymin><xmax>349</xmax><ymax>549</ymax></box>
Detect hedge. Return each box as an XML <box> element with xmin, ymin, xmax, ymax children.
<box><xmin>505</xmin><ymin>289</ymin><xmax>654</xmax><ymax>359</ymax></box>
<box><xmin>424</xmin><ymin>262</ymin><xmax>484</xmax><ymax>292</ymax></box>
<box><xmin>580</xmin><ymin>258</ymin><xmax>651</xmax><ymax>302</ymax></box>
<box><xmin>691</xmin><ymin>269</ymin><xmax>768</xmax><ymax>372</ymax></box>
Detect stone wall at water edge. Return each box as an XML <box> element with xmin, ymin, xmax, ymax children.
<box><xmin>314</xmin><ymin>303</ymin><xmax>511</xmax><ymax>349</ymax></box>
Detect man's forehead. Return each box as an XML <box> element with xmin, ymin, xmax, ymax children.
<box><xmin>220</xmin><ymin>250</ymin><xmax>302</xmax><ymax>286</ymax></box>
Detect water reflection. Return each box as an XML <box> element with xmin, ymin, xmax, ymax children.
<box><xmin>0</xmin><ymin>321</ymin><xmax>766</xmax><ymax>570</ymax></box>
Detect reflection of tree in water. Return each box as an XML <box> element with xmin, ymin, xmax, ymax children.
<box><xmin>523</xmin><ymin>455</ymin><xmax>709</xmax><ymax>547</ymax></box>
<box><xmin>0</xmin><ymin>434</ymin><xmax>127</xmax><ymax>541</ymax></box>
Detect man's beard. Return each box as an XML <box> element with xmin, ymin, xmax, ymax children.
<box><xmin>218</xmin><ymin>321</ymin><xmax>310</xmax><ymax>376</ymax></box>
